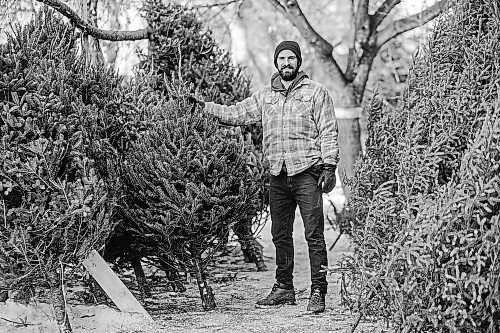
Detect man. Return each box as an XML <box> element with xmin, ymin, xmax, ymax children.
<box><xmin>194</xmin><ymin>41</ymin><xmax>339</xmax><ymax>314</ymax></box>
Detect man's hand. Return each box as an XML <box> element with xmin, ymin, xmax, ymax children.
<box><xmin>317</xmin><ymin>164</ymin><xmax>336</xmax><ymax>193</ymax></box>
<box><xmin>187</xmin><ymin>95</ymin><xmax>205</xmax><ymax>109</ymax></box>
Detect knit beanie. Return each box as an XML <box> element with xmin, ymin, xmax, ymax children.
<box><xmin>274</xmin><ymin>41</ymin><xmax>302</xmax><ymax>69</ymax></box>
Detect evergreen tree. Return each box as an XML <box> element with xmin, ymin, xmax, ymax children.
<box><xmin>0</xmin><ymin>9</ymin><xmax>117</xmax><ymax>332</ymax></box>
<box><xmin>339</xmin><ymin>0</ymin><xmax>500</xmax><ymax>331</ymax></box>
<box><xmin>87</xmin><ymin>2</ymin><xmax>268</xmax><ymax>308</ymax></box>
<box><xmin>138</xmin><ymin>0</ymin><xmax>268</xmax><ymax>270</ymax></box>
<box><xmin>119</xmin><ymin>81</ymin><xmax>261</xmax><ymax>309</ymax></box>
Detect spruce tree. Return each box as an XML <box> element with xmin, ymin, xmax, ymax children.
<box><xmin>138</xmin><ymin>0</ymin><xmax>268</xmax><ymax>270</ymax></box>
<box><xmin>339</xmin><ymin>0</ymin><xmax>500</xmax><ymax>331</ymax></box>
<box><xmin>0</xmin><ymin>9</ymin><xmax>117</xmax><ymax>332</ymax></box>
<box><xmin>88</xmin><ymin>2</ymin><xmax>267</xmax><ymax>309</ymax></box>
<box><xmin>119</xmin><ymin>81</ymin><xmax>261</xmax><ymax>309</ymax></box>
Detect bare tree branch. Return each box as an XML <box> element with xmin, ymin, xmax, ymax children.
<box><xmin>351</xmin><ymin>42</ymin><xmax>379</xmax><ymax>104</ymax></box>
<box><xmin>192</xmin><ymin>0</ymin><xmax>242</xmax><ymax>9</ymax></box>
<box><xmin>376</xmin><ymin>0</ymin><xmax>449</xmax><ymax>48</ymax></box>
<box><xmin>372</xmin><ymin>0</ymin><xmax>402</xmax><ymax>29</ymax></box>
<box><xmin>266</xmin><ymin>0</ymin><xmax>286</xmax><ymax>12</ymax></box>
<box><xmin>266</xmin><ymin>0</ymin><xmax>346</xmax><ymax>84</ymax></box>
<box><xmin>35</xmin><ymin>0</ymin><xmax>149</xmax><ymax>41</ymax></box>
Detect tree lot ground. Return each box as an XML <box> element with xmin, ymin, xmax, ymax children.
<box><xmin>0</xmin><ymin>190</ymin><xmax>389</xmax><ymax>333</ymax></box>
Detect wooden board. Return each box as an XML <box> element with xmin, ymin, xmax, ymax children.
<box><xmin>82</xmin><ymin>250</ymin><xmax>153</xmax><ymax>322</ymax></box>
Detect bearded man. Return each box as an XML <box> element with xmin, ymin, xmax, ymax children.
<box><xmin>194</xmin><ymin>41</ymin><xmax>339</xmax><ymax>314</ymax></box>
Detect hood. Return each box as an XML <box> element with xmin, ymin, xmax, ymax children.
<box><xmin>271</xmin><ymin>71</ymin><xmax>309</xmax><ymax>95</ymax></box>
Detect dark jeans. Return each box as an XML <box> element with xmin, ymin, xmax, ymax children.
<box><xmin>270</xmin><ymin>165</ymin><xmax>328</xmax><ymax>293</ymax></box>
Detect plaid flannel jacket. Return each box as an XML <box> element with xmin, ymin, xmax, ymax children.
<box><xmin>204</xmin><ymin>75</ymin><xmax>339</xmax><ymax>176</ymax></box>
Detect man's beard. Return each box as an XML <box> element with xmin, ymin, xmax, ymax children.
<box><xmin>278</xmin><ymin>65</ymin><xmax>299</xmax><ymax>81</ymax></box>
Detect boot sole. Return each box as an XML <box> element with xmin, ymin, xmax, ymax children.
<box><xmin>306</xmin><ymin>309</ymin><xmax>325</xmax><ymax>314</ymax></box>
<box><xmin>255</xmin><ymin>300</ymin><xmax>296</xmax><ymax>308</ymax></box>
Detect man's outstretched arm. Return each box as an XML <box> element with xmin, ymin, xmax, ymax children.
<box><xmin>203</xmin><ymin>92</ymin><xmax>263</xmax><ymax>126</ymax></box>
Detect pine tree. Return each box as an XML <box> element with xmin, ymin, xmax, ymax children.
<box><xmin>138</xmin><ymin>0</ymin><xmax>268</xmax><ymax>270</ymax></box>
<box><xmin>118</xmin><ymin>81</ymin><xmax>261</xmax><ymax>309</ymax></box>
<box><xmin>339</xmin><ymin>0</ymin><xmax>500</xmax><ymax>331</ymax></box>
<box><xmin>0</xmin><ymin>9</ymin><xmax>116</xmax><ymax>332</ymax></box>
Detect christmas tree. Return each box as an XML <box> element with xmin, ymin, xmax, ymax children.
<box><xmin>340</xmin><ymin>0</ymin><xmax>500</xmax><ymax>331</ymax></box>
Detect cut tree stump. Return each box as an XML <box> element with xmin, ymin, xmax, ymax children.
<box><xmin>82</xmin><ymin>250</ymin><xmax>153</xmax><ymax>322</ymax></box>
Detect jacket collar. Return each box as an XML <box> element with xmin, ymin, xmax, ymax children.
<box><xmin>271</xmin><ymin>71</ymin><xmax>309</xmax><ymax>95</ymax></box>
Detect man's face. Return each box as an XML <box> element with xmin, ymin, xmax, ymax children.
<box><xmin>276</xmin><ymin>49</ymin><xmax>299</xmax><ymax>81</ymax></box>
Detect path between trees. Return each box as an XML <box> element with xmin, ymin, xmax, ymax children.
<box><xmin>127</xmin><ymin>191</ymin><xmax>388</xmax><ymax>333</ymax></box>
<box><xmin>0</xmin><ymin>192</ymin><xmax>389</xmax><ymax>333</ymax></box>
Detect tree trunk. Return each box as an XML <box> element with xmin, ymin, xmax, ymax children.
<box><xmin>223</xmin><ymin>11</ymin><xmax>249</xmax><ymax>65</ymax></box>
<box><xmin>158</xmin><ymin>255</ymin><xmax>187</xmax><ymax>292</ymax></box>
<box><xmin>48</xmin><ymin>269</ymin><xmax>73</xmax><ymax>333</ymax></box>
<box><xmin>103</xmin><ymin>0</ymin><xmax>121</xmax><ymax>69</ymax></box>
<box><xmin>130</xmin><ymin>254</ymin><xmax>152</xmax><ymax>298</ymax></box>
<box><xmin>326</xmin><ymin>79</ymin><xmax>363</xmax><ymax>201</ymax></box>
<box><xmin>78</xmin><ymin>0</ymin><xmax>104</xmax><ymax>67</ymax></box>
<box><xmin>336</xmin><ymin>110</ymin><xmax>363</xmax><ymax>200</ymax></box>
<box><xmin>193</xmin><ymin>257</ymin><xmax>216</xmax><ymax>310</ymax></box>
<box><xmin>244</xmin><ymin>239</ymin><xmax>267</xmax><ymax>271</ymax></box>
<box><xmin>79</xmin><ymin>0</ymin><xmax>90</xmax><ymax>67</ymax></box>
<box><xmin>233</xmin><ymin>220</ymin><xmax>267</xmax><ymax>271</ymax></box>
<box><xmin>88</xmin><ymin>0</ymin><xmax>105</xmax><ymax>67</ymax></box>
<box><xmin>165</xmin><ymin>267</ymin><xmax>187</xmax><ymax>293</ymax></box>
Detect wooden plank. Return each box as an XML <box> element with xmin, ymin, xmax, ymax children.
<box><xmin>82</xmin><ymin>250</ymin><xmax>153</xmax><ymax>322</ymax></box>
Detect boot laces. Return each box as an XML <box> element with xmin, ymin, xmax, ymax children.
<box><xmin>271</xmin><ymin>283</ymin><xmax>289</xmax><ymax>292</ymax></box>
<box><xmin>264</xmin><ymin>284</ymin><xmax>279</xmax><ymax>299</ymax></box>
<box><xmin>310</xmin><ymin>289</ymin><xmax>322</xmax><ymax>304</ymax></box>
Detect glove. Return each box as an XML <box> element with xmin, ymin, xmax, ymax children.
<box><xmin>187</xmin><ymin>95</ymin><xmax>205</xmax><ymax>109</ymax></box>
<box><xmin>317</xmin><ymin>164</ymin><xmax>336</xmax><ymax>193</ymax></box>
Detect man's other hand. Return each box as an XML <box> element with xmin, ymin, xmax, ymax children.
<box><xmin>317</xmin><ymin>164</ymin><xmax>336</xmax><ymax>193</ymax></box>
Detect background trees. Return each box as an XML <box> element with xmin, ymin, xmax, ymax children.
<box><xmin>2</xmin><ymin>1</ymin><xmax>499</xmax><ymax>332</ymax></box>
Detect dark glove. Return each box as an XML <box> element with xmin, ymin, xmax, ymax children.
<box><xmin>317</xmin><ymin>164</ymin><xmax>336</xmax><ymax>193</ymax></box>
<box><xmin>187</xmin><ymin>95</ymin><xmax>205</xmax><ymax>109</ymax></box>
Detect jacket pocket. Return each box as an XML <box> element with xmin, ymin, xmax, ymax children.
<box><xmin>263</xmin><ymin>94</ymin><xmax>279</xmax><ymax>116</ymax></box>
<box><xmin>294</xmin><ymin>93</ymin><xmax>313</xmax><ymax>115</ymax></box>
